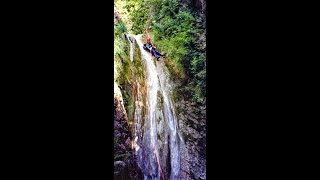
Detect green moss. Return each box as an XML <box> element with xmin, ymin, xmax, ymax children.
<box><xmin>132</xmin><ymin>45</ymin><xmax>145</xmax><ymax>85</ymax></box>
<box><xmin>157</xmin><ymin>90</ymin><xmax>164</xmax><ymax>108</ymax></box>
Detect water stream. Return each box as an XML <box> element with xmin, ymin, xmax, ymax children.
<box><xmin>127</xmin><ymin>34</ymin><xmax>181</xmax><ymax>180</ymax></box>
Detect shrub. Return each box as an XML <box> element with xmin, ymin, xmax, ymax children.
<box><xmin>117</xmin><ymin>0</ymin><xmax>206</xmax><ymax>104</ymax></box>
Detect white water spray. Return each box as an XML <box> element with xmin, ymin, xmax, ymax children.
<box><xmin>126</xmin><ymin>35</ymin><xmax>135</xmax><ymax>62</ymax></box>
<box><xmin>127</xmin><ymin>34</ymin><xmax>181</xmax><ymax>180</ymax></box>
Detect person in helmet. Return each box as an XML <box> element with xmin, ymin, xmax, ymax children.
<box><xmin>145</xmin><ymin>37</ymin><xmax>152</xmax><ymax>51</ymax></box>
<box><xmin>144</xmin><ymin>30</ymin><xmax>165</xmax><ymax>60</ymax></box>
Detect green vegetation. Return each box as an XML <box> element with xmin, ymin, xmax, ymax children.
<box><xmin>148</xmin><ymin>0</ymin><xmax>206</xmax><ymax>104</ymax></box>
<box><xmin>115</xmin><ymin>0</ymin><xmax>206</xmax><ymax>104</ymax></box>
<box><xmin>114</xmin><ymin>7</ymin><xmax>146</xmax><ymax>122</ymax></box>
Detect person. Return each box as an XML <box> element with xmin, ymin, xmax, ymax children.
<box><xmin>150</xmin><ymin>46</ymin><xmax>164</xmax><ymax>60</ymax></box>
<box><xmin>144</xmin><ymin>29</ymin><xmax>165</xmax><ymax>60</ymax></box>
<box><xmin>145</xmin><ymin>37</ymin><xmax>152</xmax><ymax>51</ymax></box>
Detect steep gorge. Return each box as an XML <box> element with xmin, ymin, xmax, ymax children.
<box><xmin>114</xmin><ymin>1</ymin><xmax>206</xmax><ymax>179</ymax></box>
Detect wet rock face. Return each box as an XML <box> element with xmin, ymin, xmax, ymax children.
<box><xmin>180</xmin><ymin>0</ymin><xmax>206</xmax><ymax>14</ymax></box>
<box><xmin>114</xmin><ymin>97</ymin><xmax>130</xmax><ymax>156</ymax></box>
<box><xmin>192</xmin><ymin>0</ymin><xmax>206</xmax><ymax>14</ymax></box>
<box><xmin>176</xmin><ymin>99</ymin><xmax>206</xmax><ymax>180</ymax></box>
<box><xmin>114</xmin><ymin>82</ymin><xmax>143</xmax><ymax>180</ymax></box>
<box><xmin>114</xmin><ymin>161</ymin><xmax>128</xmax><ymax>180</ymax></box>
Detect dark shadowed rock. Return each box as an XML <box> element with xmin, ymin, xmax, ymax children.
<box><xmin>115</xmin><ymin>161</ymin><xmax>126</xmax><ymax>168</ymax></box>
<box><xmin>175</xmin><ymin>97</ymin><xmax>206</xmax><ymax>180</ymax></box>
<box><xmin>114</xmin><ymin>161</ymin><xmax>129</xmax><ymax>180</ymax></box>
<box><xmin>114</xmin><ymin>82</ymin><xmax>143</xmax><ymax>180</ymax></box>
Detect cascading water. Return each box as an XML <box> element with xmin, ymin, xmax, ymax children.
<box><xmin>126</xmin><ymin>35</ymin><xmax>135</xmax><ymax>62</ymax></box>
<box><xmin>127</xmin><ymin>34</ymin><xmax>182</xmax><ymax>180</ymax></box>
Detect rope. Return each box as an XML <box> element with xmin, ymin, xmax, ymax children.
<box><xmin>154</xmin><ymin>145</ymin><xmax>165</xmax><ymax>180</ymax></box>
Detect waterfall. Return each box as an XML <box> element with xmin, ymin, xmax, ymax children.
<box><xmin>126</xmin><ymin>34</ymin><xmax>181</xmax><ymax>180</ymax></box>
<box><xmin>126</xmin><ymin>34</ymin><xmax>135</xmax><ymax>62</ymax></box>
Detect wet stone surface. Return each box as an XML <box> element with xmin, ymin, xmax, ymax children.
<box><xmin>114</xmin><ymin>94</ymin><xmax>143</xmax><ymax>180</ymax></box>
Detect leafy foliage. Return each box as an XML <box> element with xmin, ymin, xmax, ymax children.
<box><xmin>116</xmin><ymin>0</ymin><xmax>206</xmax><ymax>104</ymax></box>
<box><xmin>145</xmin><ymin>0</ymin><xmax>205</xmax><ymax>103</ymax></box>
